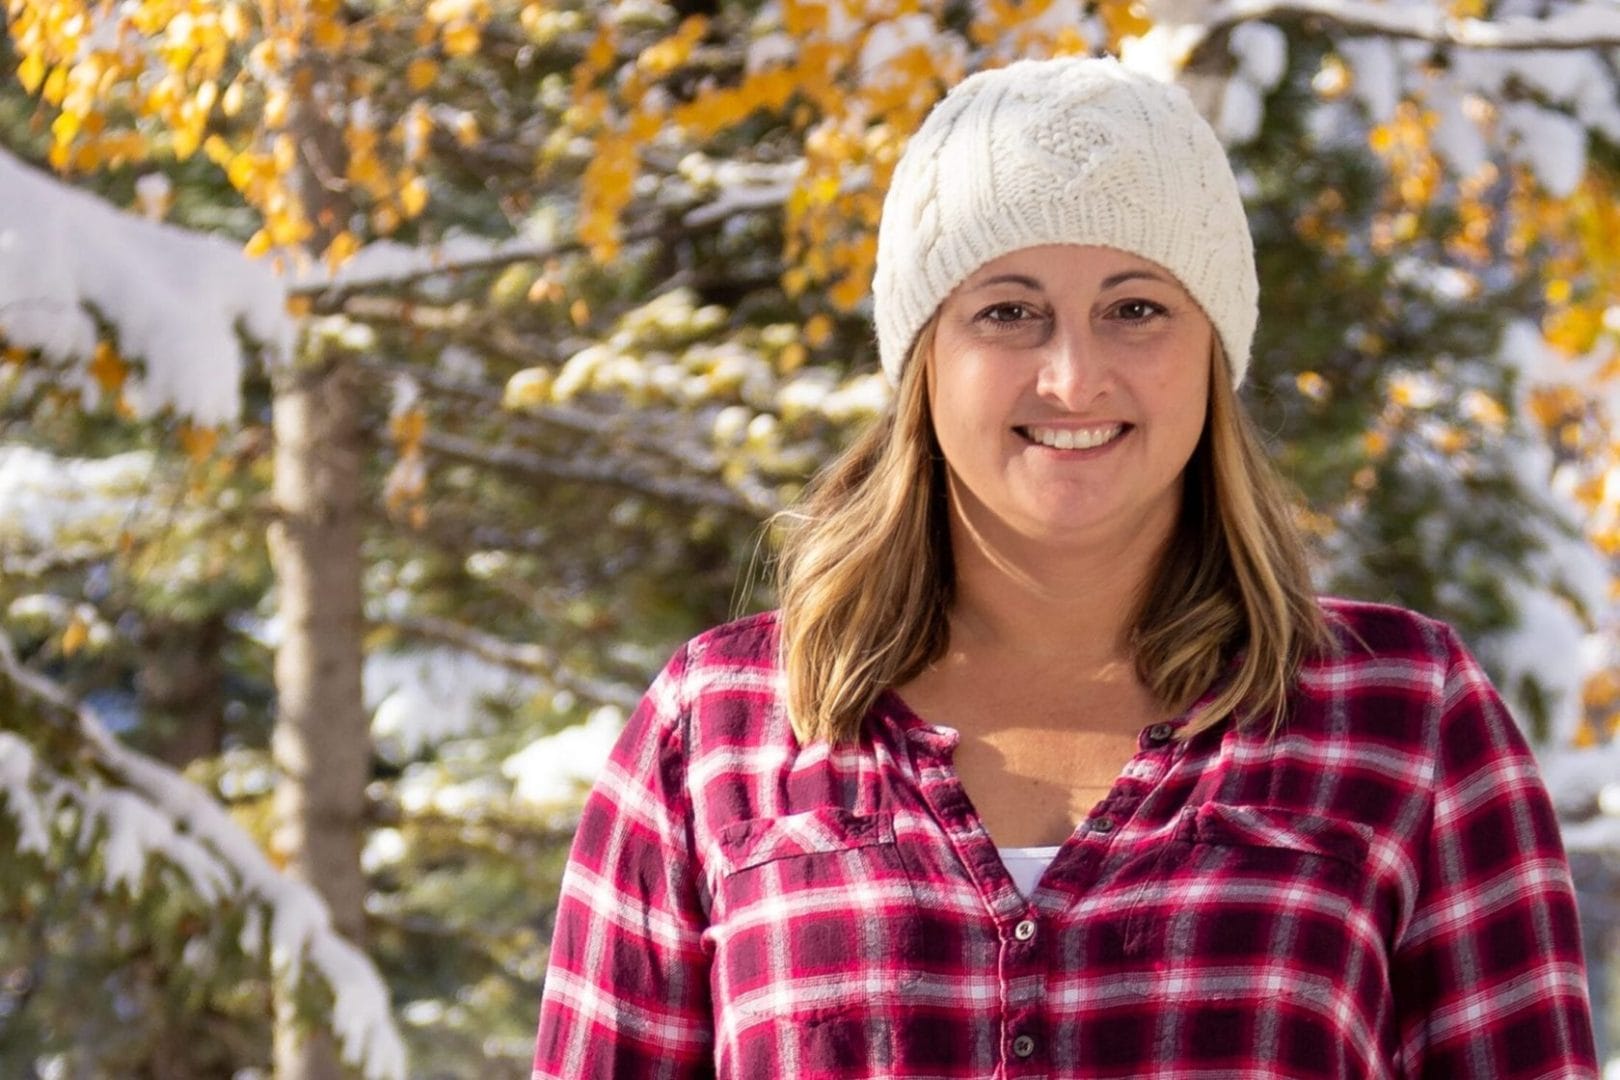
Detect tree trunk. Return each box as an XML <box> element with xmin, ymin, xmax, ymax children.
<box><xmin>267</xmin><ymin>44</ymin><xmax>366</xmax><ymax>1079</ymax></box>
<box><xmin>268</xmin><ymin>355</ymin><xmax>368</xmax><ymax>1080</ymax></box>
<box><xmin>139</xmin><ymin>614</ymin><xmax>227</xmax><ymax>768</ymax></box>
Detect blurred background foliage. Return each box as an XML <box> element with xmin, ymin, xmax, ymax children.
<box><xmin>3</xmin><ymin>0</ymin><xmax>1620</xmax><ymax>1074</ymax></box>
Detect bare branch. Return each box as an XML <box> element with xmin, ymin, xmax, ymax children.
<box><xmin>1206</xmin><ymin>0</ymin><xmax>1620</xmax><ymax>49</ymax></box>
<box><xmin>376</xmin><ymin>612</ymin><xmax>642</xmax><ymax>711</ymax></box>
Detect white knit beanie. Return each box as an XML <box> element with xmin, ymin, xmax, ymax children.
<box><xmin>872</xmin><ymin>56</ymin><xmax>1258</xmax><ymax>387</ymax></box>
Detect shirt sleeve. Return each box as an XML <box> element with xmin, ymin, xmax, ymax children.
<box><xmin>533</xmin><ymin>643</ymin><xmax>716</xmax><ymax>1079</ymax></box>
<box><xmin>1390</xmin><ymin>627</ymin><xmax>1598</xmax><ymax>1079</ymax></box>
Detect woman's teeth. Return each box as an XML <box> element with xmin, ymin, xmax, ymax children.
<box><xmin>1022</xmin><ymin>424</ymin><xmax>1125</xmax><ymax>450</ymax></box>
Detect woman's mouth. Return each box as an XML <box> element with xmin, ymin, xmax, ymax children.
<box><xmin>1015</xmin><ymin>423</ymin><xmax>1128</xmax><ymax>451</ymax></box>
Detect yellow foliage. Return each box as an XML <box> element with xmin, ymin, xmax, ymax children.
<box><xmin>18</xmin><ymin>52</ymin><xmax>46</xmax><ymax>94</ymax></box>
<box><xmin>407</xmin><ymin>57</ymin><xmax>439</xmax><ymax>92</ymax></box>
<box><xmin>62</xmin><ymin>617</ymin><xmax>89</xmax><ymax>658</ymax></box>
<box><xmin>444</xmin><ymin>23</ymin><xmax>481</xmax><ymax>58</ymax></box>
<box><xmin>804</xmin><ymin>314</ymin><xmax>834</xmax><ymax>348</ymax></box>
<box><xmin>400</xmin><ymin>176</ymin><xmax>429</xmax><ymax>218</ymax></box>
<box><xmin>324</xmin><ymin>230</ymin><xmax>361</xmax><ymax>272</ymax></box>
<box><xmin>390</xmin><ymin>408</ymin><xmax>427</xmax><ymax>452</ymax></box>
<box><xmin>503</xmin><ymin>367</ymin><xmax>555</xmax><ymax>409</ymax></box>
<box><xmin>88</xmin><ymin>341</ymin><xmax>126</xmax><ymax>394</ymax></box>
<box><xmin>179</xmin><ymin>423</ymin><xmax>221</xmax><ymax>462</ymax></box>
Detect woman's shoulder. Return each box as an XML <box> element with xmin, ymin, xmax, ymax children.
<box><xmin>680</xmin><ymin>609</ymin><xmax>781</xmax><ymax>672</ymax></box>
<box><xmin>1314</xmin><ymin>595</ymin><xmax>1463</xmax><ymax>666</ymax></box>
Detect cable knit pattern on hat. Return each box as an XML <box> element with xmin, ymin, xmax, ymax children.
<box><xmin>872</xmin><ymin>56</ymin><xmax>1259</xmax><ymax>387</ymax></box>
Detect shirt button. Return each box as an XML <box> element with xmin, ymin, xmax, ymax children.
<box><xmin>1013</xmin><ymin>918</ymin><xmax>1037</xmax><ymax>942</ymax></box>
<box><xmin>1012</xmin><ymin>1034</ymin><xmax>1037</xmax><ymax>1058</ymax></box>
<box><xmin>1091</xmin><ymin>816</ymin><xmax>1115</xmax><ymax>834</ymax></box>
<box><xmin>1147</xmin><ymin>722</ymin><xmax>1174</xmax><ymax>743</ymax></box>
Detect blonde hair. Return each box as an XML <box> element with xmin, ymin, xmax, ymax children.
<box><xmin>772</xmin><ymin>320</ymin><xmax>1327</xmax><ymax>745</ymax></box>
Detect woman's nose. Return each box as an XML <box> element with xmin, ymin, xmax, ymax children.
<box><xmin>1035</xmin><ymin>326</ymin><xmax>1108</xmax><ymax>407</ymax></box>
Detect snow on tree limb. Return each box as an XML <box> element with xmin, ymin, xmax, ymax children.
<box><xmin>1202</xmin><ymin>0</ymin><xmax>1620</xmax><ymax>49</ymax></box>
<box><xmin>0</xmin><ymin>148</ymin><xmax>292</xmax><ymax>426</ymax></box>
<box><xmin>379</xmin><ymin>612</ymin><xmax>643</xmax><ymax>712</ymax></box>
<box><xmin>0</xmin><ymin>629</ymin><xmax>407</xmax><ymax>1080</ymax></box>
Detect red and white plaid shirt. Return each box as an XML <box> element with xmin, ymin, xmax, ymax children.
<box><xmin>532</xmin><ymin>598</ymin><xmax>1597</xmax><ymax>1078</ymax></box>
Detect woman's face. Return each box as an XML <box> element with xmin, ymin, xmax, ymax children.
<box><xmin>928</xmin><ymin>244</ymin><xmax>1213</xmax><ymax>551</ymax></box>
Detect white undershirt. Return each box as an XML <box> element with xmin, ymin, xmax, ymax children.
<box><xmin>998</xmin><ymin>845</ymin><xmax>1063</xmax><ymax>897</ymax></box>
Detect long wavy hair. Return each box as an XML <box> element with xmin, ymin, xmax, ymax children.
<box><xmin>771</xmin><ymin>318</ymin><xmax>1328</xmax><ymax>745</ymax></box>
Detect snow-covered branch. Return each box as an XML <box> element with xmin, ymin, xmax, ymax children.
<box><xmin>378</xmin><ymin>612</ymin><xmax>642</xmax><ymax>712</ymax></box>
<box><xmin>419</xmin><ymin>428</ymin><xmax>777</xmax><ymax>517</ymax></box>
<box><xmin>1204</xmin><ymin>0</ymin><xmax>1620</xmax><ymax>49</ymax></box>
<box><xmin>0</xmin><ymin>148</ymin><xmax>291</xmax><ymax>425</ymax></box>
<box><xmin>353</xmin><ymin>353</ymin><xmax>731</xmax><ymax>477</ymax></box>
<box><xmin>0</xmin><ymin>630</ymin><xmax>407</xmax><ymax>1080</ymax></box>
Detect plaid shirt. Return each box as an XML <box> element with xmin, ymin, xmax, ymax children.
<box><xmin>533</xmin><ymin>599</ymin><xmax>1597</xmax><ymax>1078</ymax></box>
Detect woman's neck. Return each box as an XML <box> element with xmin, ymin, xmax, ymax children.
<box><xmin>943</xmin><ymin>489</ymin><xmax>1176</xmax><ymax>673</ymax></box>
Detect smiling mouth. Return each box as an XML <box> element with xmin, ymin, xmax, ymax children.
<box><xmin>1015</xmin><ymin>423</ymin><xmax>1129</xmax><ymax>451</ymax></box>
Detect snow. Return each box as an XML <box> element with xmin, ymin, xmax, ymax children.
<box><xmin>1229</xmin><ymin>21</ymin><xmax>1288</xmax><ymax>90</ymax></box>
<box><xmin>0</xmin><ymin>148</ymin><xmax>291</xmax><ymax>425</ymax></box>
<box><xmin>367</xmin><ymin>647</ymin><xmax>542</xmax><ymax>764</ymax></box>
<box><xmin>1499</xmin><ymin>101</ymin><xmax>1588</xmax><ymax>198</ymax></box>
<box><xmin>0</xmin><ymin>732</ymin><xmax>51</xmax><ymax>855</ymax></box>
<box><xmin>1338</xmin><ymin>37</ymin><xmax>1401</xmax><ymax>124</ymax></box>
<box><xmin>1119</xmin><ymin>24</ymin><xmax>1209</xmax><ymax>82</ymax></box>
<box><xmin>1218</xmin><ymin>77</ymin><xmax>1266</xmax><ymax>144</ymax></box>
<box><xmin>0</xmin><ymin>632</ymin><xmax>407</xmax><ymax>1080</ymax></box>
<box><xmin>80</xmin><ymin>786</ymin><xmax>234</xmax><ymax>904</ymax></box>
<box><xmin>503</xmin><ymin>705</ymin><xmax>626</xmax><ymax>809</ymax></box>
<box><xmin>0</xmin><ymin>445</ymin><xmax>150</xmax><ymax>548</ymax></box>
<box><xmin>1428</xmin><ymin>90</ymin><xmax>1490</xmax><ymax>178</ymax></box>
<box><xmin>859</xmin><ymin>16</ymin><xmax>965</xmax><ymax>88</ymax></box>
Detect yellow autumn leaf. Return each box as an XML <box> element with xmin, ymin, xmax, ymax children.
<box><xmin>62</xmin><ymin>617</ymin><xmax>89</xmax><ymax>657</ymax></box>
<box><xmin>179</xmin><ymin>424</ymin><xmax>220</xmax><ymax>462</ymax></box>
<box><xmin>88</xmin><ymin>341</ymin><xmax>126</xmax><ymax>393</ymax></box>
<box><xmin>42</xmin><ymin>64</ymin><xmax>68</xmax><ymax>106</ymax></box>
<box><xmin>390</xmin><ymin>408</ymin><xmax>427</xmax><ymax>450</ymax></box>
<box><xmin>400</xmin><ymin>176</ymin><xmax>429</xmax><ymax>218</ymax></box>
<box><xmin>18</xmin><ymin>53</ymin><xmax>46</xmax><ymax>94</ymax></box>
<box><xmin>444</xmin><ymin>22</ymin><xmax>480</xmax><ymax>57</ymax></box>
<box><xmin>324</xmin><ymin>230</ymin><xmax>361</xmax><ymax>271</ymax></box>
<box><xmin>407</xmin><ymin>56</ymin><xmax>438</xmax><ymax>91</ymax></box>
<box><xmin>804</xmin><ymin>314</ymin><xmax>834</xmax><ymax>348</ymax></box>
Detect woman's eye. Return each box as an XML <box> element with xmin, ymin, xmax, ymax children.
<box><xmin>977</xmin><ymin>302</ymin><xmax>1038</xmax><ymax>325</ymax></box>
<box><xmin>1112</xmin><ymin>299</ymin><xmax>1166</xmax><ymax>322</ymax></box>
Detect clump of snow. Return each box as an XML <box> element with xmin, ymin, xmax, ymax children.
<box><xmin>503</xmin><ymin>705</ymin><xmax>626</xmax><ymax>809</ymax></box>
<box><xmin>1338</xmin><ymin>38</ymin><xmax>1400</xmax><ymax>124</ymax></box>
<box><xmin>367</xmin><ymin>647</ymin><xmax>541</xmax><ymax>764</ymax></box>
<box><xmin>0</xmin><ymin>631</ymin><xmax>407</xmax><ymax>1080</ymax></box>
<box><xmin>860</xmin><ymin>16</ymin><xmax>965</xmax><ymax>88</ymax></box>
<box><xmin>1230</xmin><ymin>22</ymin><xmax>1288</xmax><ymax>91</ymax></box>
<box><xmin>0</xmin><ymin>148</ymin><xmax>291</xmax><ymax>425</ymax></box>
<box><xmin>0</xmin><ymin>446</ymin><xmax>151</xmax><ymax>548</ymax></box>
<box><xmin>0</xmin><ymin>732</ymin><xmax>51</xmax><ymax>854</ymax></box>
<box><xmin>1499</xmin><ymin>101</ymin><xmax>1587</xmax><ymax>198</ymax></box>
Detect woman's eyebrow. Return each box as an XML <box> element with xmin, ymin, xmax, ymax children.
<box><xmin>1100</xmin><ymin>269</ymin><xmax>1174</xmax><ymax>289</ymax></box>
<box><xmin>965</xmin><ymin>273</ymin><xmax>1043</xmax><ymax>292</ymax></box>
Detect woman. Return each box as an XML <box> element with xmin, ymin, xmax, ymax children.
<box><xmin>533</xmin><ymin>56</ymin><xmax>1597</xmax><ymax>1078</ymax></box>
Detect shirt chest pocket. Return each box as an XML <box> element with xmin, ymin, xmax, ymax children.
<box><xmin>712</xmin><ymin>808</ymin><xmax>925</xmax><ymax>1019</ymax></box>
<box><xmin>1121</xmin><ymin>803</ymin><xmax>1376</xmax><ymax>972</ymax></box>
